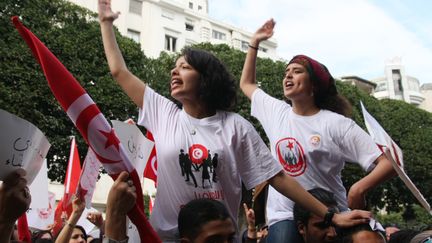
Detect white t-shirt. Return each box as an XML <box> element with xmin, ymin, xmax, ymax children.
<box><xmin>251</xmin><ymin>88</ymin><xmax>382</xmax><ymax>226</ymax></box>
<box><xmin>138</xmin><ymin>87</ymin><xmax>282</xmax><ymax>241</ymax></box>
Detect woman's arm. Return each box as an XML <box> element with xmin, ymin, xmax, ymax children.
<box><xmin>98</xmin><ymin>0</ymin><xmax>146</xmax><ymax>108</ymax></box>
<box><xmin>240</xmin><ymin>18</ymin><xmax>275</xmax><ymax>100</ymax></box>
<box><xmin>55</xmin><ymin>197</ymin><xmax>85</xmax><ymax>243</ymax></box>
<box><xmin>348</xmin><ymin>154</ymin><xmax>396</xmax><ymax>209</ymax></box>
<box><xmin>268</xmin><ymin>171</ymin><xmax>372</xmax><ymax>227</ymax></box>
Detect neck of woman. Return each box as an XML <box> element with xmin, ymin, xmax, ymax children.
<box><xmin>291</xmin><ymin>99</ymin><xmax>320</xmax><ymax>116</ymax></box>
<box><xmin>183</xmin><ymin>102</ymin><xmax>216</xmax><ymax>119</ymax></box>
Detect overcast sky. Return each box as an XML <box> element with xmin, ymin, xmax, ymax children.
<box><xmin>208</xmin><ymin>0</ymin><xmax>432</xmax><ymax>84</ymax></box>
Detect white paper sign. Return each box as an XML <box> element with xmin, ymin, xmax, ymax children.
<box><xmin>29</xmin><ymin>159</ymin><xmax>49</xmax><ymax>208</ymax></box>
<box><xmin>0</xmin><ymin>109</ymin><xmax>51</xmax><ymax>184</ymax></box>
<box><xmin>78</xmin><ymin>149</ymin><xmax>102</xmax><ymax>208</ymax></box>
<box><xmin>27</xmin><ymin>191</ymin><xmax>56</xmax><ymax>230</ymax></box>
<box><xmin>111</xmin><ymin>120</ymin><xmax>154</xmax><ymax>180</ymax></box>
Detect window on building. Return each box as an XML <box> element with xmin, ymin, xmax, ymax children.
<box><xmin>185</xmin><ymin>22</ymin><xmax>194</xmax><ymax>31</ymax></box>
<box><xmin>392</xmin><ymin>69</ymin><xmax>403</xmax><ymax>94</ymax></box>
<box><xmin>189</xmin><ymin>2</ymin><xmax>193</xmax><ymax>9</ymax></box>
<box><xmin>165</xmin><ymin>35</ymin><xmax>177</xmax><ymax>52</ymax></box>
<box><xmin>198</xmin><ymin>5</ymin><xmax>202</xmax><ymax>11</ymax></box>
<box><xmin>212</xmin><ymin>30</ymin><xmax>226</xmax><ymax>40</ymax></box>
<box><xmin>375</xmin><ymin>82</ymin><xmax>387</xmax><ymax>92</ymax></box>
<box><xmin>241</xmin><ymin>41</ymin><xmax>249</xmax><ymax>51</ymax></box>
<box><xmin>129</xmin><ymin>0</ymin><xmax>142</xmax><ymax>15</ymax></box>
<box><xmin>259</xmin><ymin>47</ymin><xmax>268</xmax><ymax>53</ymax></box>
<box><xmin>127</xmin><ymin>29</ymin><xmax>141</xmax><ymax>43</ymax></box>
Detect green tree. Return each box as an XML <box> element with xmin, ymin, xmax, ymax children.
<box><xmin>0</xmin><ymin>0</ymin><xmax>145</xmax><ymax>182</ymax></box>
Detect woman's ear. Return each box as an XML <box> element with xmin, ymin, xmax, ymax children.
<box><xmin>298</xmin><ymin>222</ymin><xmax>306</xmax><ymax>236</ymax></box>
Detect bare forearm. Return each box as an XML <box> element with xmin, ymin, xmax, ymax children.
<box><xmin>100</xmin><ymin>21</ymin><xmax>128</xmax><ymax>77</ymax></box>
<box><xmin>239</xmin><ymin>38</ymin><xmax>260</xmax><ymax>99</ymax></box>
<box><xmin>55</xmin><ymin>212</ymin><xmax>81</xmax><ymax>243</ymax></box>
<box><xmin>105</xmin><ymin>208</ymin><xmax>127</xmax><ymax>240</ymax></box>
<box><xmin>99</xmin><ymin>21</ymin><xmax>145</xmax><ymax>108</ymax></box>
<box><xmin>353</xmin><ymin>155</ymin><xmax>396</xmax><ymax>194</ymax></box>
<box><xmin>269</xmin><ymin>171</ymin><xmax>328</xmax><ymax>218</ymax></box>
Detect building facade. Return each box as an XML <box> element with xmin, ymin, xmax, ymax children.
<box><xmin>419</xmin><ymin>83</ymin><xmax>432</xmax><ymax>112</ymax></box>
<box><xmin>69</xmin><ymin>0</ymin><xmax>278</xmax><ymax>59</ymax></box>
<box><xmin>371</xmin><ymin>57</ymin><xmax>424</xmax><ymax>106</ymax></box>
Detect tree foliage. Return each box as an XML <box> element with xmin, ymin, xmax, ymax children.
<box><xmin>1</xmin><ymin>0</ymin><xmax>431</xmax><ymax>221</ymax></box>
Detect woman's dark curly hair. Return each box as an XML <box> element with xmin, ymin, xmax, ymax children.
<box><xmin>179</xmin><ymin>48</ymin><xmax>237</xmax><ymax>111</ymax></box>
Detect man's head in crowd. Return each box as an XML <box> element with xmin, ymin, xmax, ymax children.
<box><xmin>384</xmin><ymin>224</ymin><xmax>400</xmax><ymax>241</ymax></box>
<box><xmin>294</xmin><ymin>188</ymin><xmax>338</xmax><ymax>243</ymax></box>
<box><xmin>178</xmin><ymin>198</ymin><xmax>236</xmax><ymax>243</ymax></box>
<box><xmin>338</xmin><ymin>223</ymin><xmax>386</xmax><ymax>243</ymax></box>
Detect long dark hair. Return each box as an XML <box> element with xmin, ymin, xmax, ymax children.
<box><xmin>180</xmin><ymin>48</ymin><xmax>237</xmax><ymax>111</ymax></box>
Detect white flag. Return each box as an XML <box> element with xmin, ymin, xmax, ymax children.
<box><xmin>360</xmin><ymin>101</ymin><xmax>431</xmax><ymax>215</ymax></box>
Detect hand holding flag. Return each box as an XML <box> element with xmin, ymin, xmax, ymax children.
<box><xmin>12</xmin><ymin>16</ymin><xmax>160</xmax><ymax>242</ymax></box>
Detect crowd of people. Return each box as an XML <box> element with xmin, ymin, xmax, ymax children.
<box><xmin>1</xmin><ymin>0</ymin><xmax>431</xmax><ymax>242</ymax></box>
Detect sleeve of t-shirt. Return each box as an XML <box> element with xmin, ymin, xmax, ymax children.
<box><xmin>338</xmin><ymin>120</ymin><xmax>382</xmax><ymax>172</ymax></box>
<box><xmin>235</xmin><ymin>118</ymin><xmax>283</xmax><ymax>190</ymax></box>
<box><xmin>137</xmin><ymin>86</ymin><xmax>178</xmax><ymax>135</ymax></box>
<box><xmin>251</xmin><ymin>88</ymin><xmax>287</xmax><ymax>139</ymax></box>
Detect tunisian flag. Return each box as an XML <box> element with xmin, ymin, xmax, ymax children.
<box><xmin>144</xmin><ymin>131</ymin><xmax>157</xmax><ymax>184</ymax></box>
<box><xmin>12</xmin><ymin>17</ymin><xmax>160</xmax><ymax>242</ymax></box>
<box><xmin>52</xmin><ymin>137</ymin><xmax>82</xmax><ymax>236</ymax></box>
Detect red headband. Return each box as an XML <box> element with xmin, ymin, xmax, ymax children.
<box><xmin>288</xmin><ymin>55</ymin><xmax>334</xmax><ymax>93</ymax></box>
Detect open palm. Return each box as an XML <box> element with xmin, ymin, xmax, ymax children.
<box><xmin>98</xmin><ymin>0</ymin><xmax>120</xmax><ymax>22</ymax></box>
<box><xmin>254</xmin><ymin>18</ymin><xmax>276</xmax><ymax>42</ymax></box>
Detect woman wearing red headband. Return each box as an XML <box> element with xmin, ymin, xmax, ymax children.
<box><xmin>240</xmin><ymin>19</ymin><xmax>396</xmax><ymax>243</ymax></box>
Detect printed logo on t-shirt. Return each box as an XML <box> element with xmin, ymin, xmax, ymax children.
<box><xmin>178</xmin><ymin>144</ymin><xmax>219</xmax><ymax>189</ymax></box>
<box><xmin>309</xmin><ymin>134</ymin><xmax>321</xmax><ymax>148</ymax></box>
<box><xmin>275</xmin><ymin>137</ymin><xmax>307</xmax><ymax>176</ymax></box>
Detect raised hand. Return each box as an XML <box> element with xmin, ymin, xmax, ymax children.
<box><xmin>107</xmin><ymin>171</ymin><xmax>137</xmax><ymax>215</ymax></box>
<box><xmin>87</xmin><ymin>212</ymin><xmax>104</xmax><ymax>228</ymax></box>
<box><xmin>0</xmin><ymin>168</ymin><xmax>31</xmax><ymax>224</ymax></box>
<box><xmin>243</xmin><ymin>203</ymin><xmax>257</xmax><ymax>239</ymax></box>
<box><xmin>252</xmin><ymin>18</ymin><xmax>276</xmax><ymax>43</ymax></box>
<box><xmin>332</xmin><ymin>210</ymin><xmax>372</xmax><ymax>228</ymax></box>
<box><xmin>98</xmin><ymin>0</ymin><xmax>120</xmax><ymax>22</ymax></box>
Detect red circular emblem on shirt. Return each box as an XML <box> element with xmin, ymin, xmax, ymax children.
<box><xmin>189</xmin><ymin>144</ymin><xmax>209</xmax><ymax>164</ymax></box>
<box><xmin>275</xmin><ymin>137</ymin><xmax>307</xmax><ymax>176</ymax></box>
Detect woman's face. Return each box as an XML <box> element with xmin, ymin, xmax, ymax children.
<box><xmin>170</xmin><ymin>56</ymin><xmax>201</xmax><ymax>104</ymax></box>
<box><xmin>70</xmin><ymin>228</ymin><xmax>86</xmax><ymax>243</ymax></box>
<box><xmin>282</xmin><ymin>63</ymin><xmax>314</xmax><ymax>102</ymax></box>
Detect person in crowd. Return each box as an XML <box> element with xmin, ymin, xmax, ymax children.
<box><xmin>178</xmin><ymin>198</ymin><xmax>236</xmax><ymax>243</ymax></box>
<box><xmin>55</xmin><ymin>196</ymin><xmax>87</xmax><ymax>243</ymax></box>
<box><xmin>242</xmin><ymin>203</ymin><xmax>268</xmax><ymax>243</ymax></box>
<box><xmin>102</xmin><ymin>171</ymin><xmax>137</xmax><ymax>243</ymax></box>
<box><xmin>0</xmin><ymin>168</ymin><xmax>31</xmax><ymax>243</ymax></box>
<box><xmin>239</xmin><ymin>18</ymin><xmax>396</xmax><ymax>243</ymax></box>
<box><xmin>86</xmin><ymin>211</ymin><xmax>105</xmax><ymax>241</ymax></box>
<box><xmin>384</xmin><ymin>224</ymin><xmax>400</xmax><ymax>241</ymax></box>
<box><xmin>409</xmin><ymin>230</ymin><xmax>432</xmax><ymax>243</ymax></box>
<box><xmin>338</xmin><ymin>223</ymin><xmax>386</xmax><ymax>243</ymax></box>
<box><xmin>32</xmin><ymin>229</ymin><xmax>54</xmax><ymax>243</ymax></box>
<box><xmin>293</xmin><ymin>188</ymin><xmax>339</xmax><ymax>243</ymax></box>
<box><xmin>388</xmin><ymin>229</ymin><xmax>420</xmax><ymax>243</ymax></box>
<box><xmin>98</xmin><ymin>1</ymin><xmax>372</xmax><ymax>240</ymax></box>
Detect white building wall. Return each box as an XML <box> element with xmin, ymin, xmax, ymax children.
<box><xmin>68</xmin><ymin>0</ymin><xmax>278</xmax><ymax>59</ymax></box>
<box><xmin>371</xmin><ymin>57</ymin><xmax>424</xmax><ymax>106</ymax></box>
